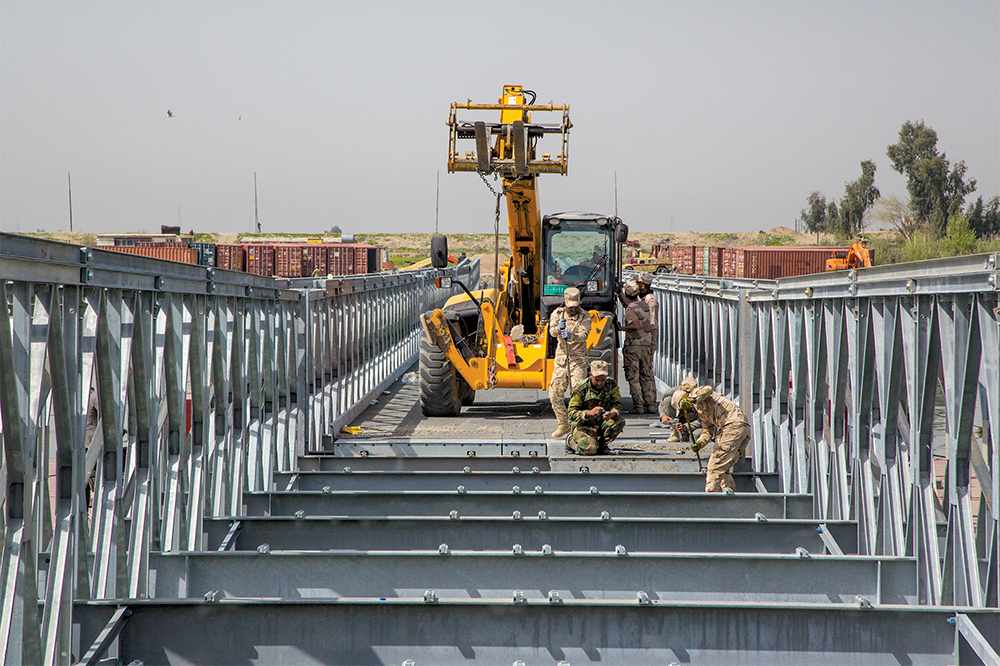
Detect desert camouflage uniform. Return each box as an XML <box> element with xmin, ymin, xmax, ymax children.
<box><xmin>691</xmin><ymin>387</ymin><xmax>751</xmax><ymax>492</ymax></box>
<box><xmin>657</xmin><ymin>378</ymin><xmax>704</xmax><ymax>443</ymax></box>
<box><xmin>567</xmin><ymin>378</ymin><xmax>625</xmax><ymax>455</ymax></box>
<box><xmin>641</xmin><ymin>290</ymin><xmax>659</xmax><ymax>352</ymax></box>
<box><xmin>548</xmin><ymin>305</ymin><xmax>592</xmax><ymax>428</ymax></box>
<box><xmin>622</xmin><ymin>299</ymin><xmax>656</xmax><ymax>412</ymax></box>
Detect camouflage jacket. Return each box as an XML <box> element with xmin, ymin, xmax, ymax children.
<box><xmin>623</xmin><ymin>300</ymin><xmax>651</xmax><ymax>347</ymax></box>
<box><xmin>568</xmin><ymin>378</ymin><xmax>623</xmax><ymax>426</ymax></box>
<box><xmin>549</xmin><ymin>305</ymin><xmax>592</xmax><ymax>360</ymax></box>
<box><xmin>693</xmin><ymin>391</ymin><xmax>749</xmax><ymax>444</ymax></box>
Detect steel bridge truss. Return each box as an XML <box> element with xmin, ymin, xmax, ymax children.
<box><xmin>0</xmin><ymin>233</ymin><xmax>477</xmax><ymax>662</ymax></box>
<box><xmin>649</xmin><ymin>254</ymin><xmax>999</xmax><ymax>610</ymax></box>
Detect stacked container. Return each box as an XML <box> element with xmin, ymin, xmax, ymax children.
<box><xmin>668</xmin><ymin>245</ymin><xmax>697</xmax><ymax>274</ymax></box>
<box><xmin>216</xmin><ymin>244</ymin><xmax>245</xmax><ymax>271</ymax></box>
<box><xmin>274</xmin><ymin>245</ymin><xmax>304</xmax><ymax>277</ymax></box>
<box><xmin>190</xmin><ymin>242</ymin><xmax>217</xmax><ymax>267</ymax></box>
<box><xmin>245</xmin><ymin>244</ymin><xmax>275</xmax><ymax>276</ymax></box>
<box><xmin>101</xmin><ymin>245</ymin><xmax>198</xmax><ymax>264</ymax></box>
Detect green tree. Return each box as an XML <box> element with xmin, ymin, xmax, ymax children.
<box><xmin>886</xmin><ymin>120</ymin><xmax>976</xmax><ymax>237</ymax></box>
<box><xmin>838</xmin><ymin>160</ymin><xmax>880</xmax><ymax>237</ymax></box>
<box><xmin>965</xmin><ymin>195</ymin><xmax>1000</xmax><ymax>238</ymax></box>
<box><xmin>825</xmin><ymin>200</ymin><xmax>842</xmax><ymax>237</ymax></box>
<box><xmin>329</xmin><ymin>225</ymin><xmax>342</xmax><ymax>234</ymax></box>
<box><xmin>941</xmin><ymin>214</ymin><xmax>978</xmax><ymax>256</ymax></box>
<box><xmin>799</xmin><ymin>191</ymin><xmax>829</xmax><ymax>233</ymax></box>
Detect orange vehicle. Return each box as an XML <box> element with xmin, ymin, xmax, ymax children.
<box><xmin>825</xmin><ymin>241</ymin><xmax>872</xmax><ymax>271</ymax></box>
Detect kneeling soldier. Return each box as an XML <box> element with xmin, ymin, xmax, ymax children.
<box><xmin>689</xmin><ymin>385</ymin><xmax>751</xmax><ymax>492</ymax></box>
<box><xmin>566</xmin><ymin>360</ymin><xmax>626</xmax><ymax>455</ymax></box>
<box><xmin>658</xmin><ymin>376</ymin><xmax>704</xmax><ymax>443</ymax></box>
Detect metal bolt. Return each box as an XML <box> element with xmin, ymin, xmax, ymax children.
<box><xmin>343</xmin><ymin>466</ymin><xmax>352</xmax><ymax>473</ymax></box>
<box><xmin>449</xmin><ymin>510</ymin><xmax>459</xmax><ymax>520</ymax></box>
<box><xmin>204</xmin><ymin>589</ymin><xmax>220</xmax><ymax>602</ymax></box>
<box><xmin>457</xmin><ymin>485</ymin><xmax>466</xmax><ymax>494</ymax></box>
<box><xmin>511</xmin><ymin>450</ymin><xmax>520</xmax><ymax>457</ymax></box>
<box><xmin>423</xmin><ymin>590</ymin><xmax>437</xmax><ymax>603</ymax></box>
<box><xmin>548</xmin><ymin>590</ymin><xmax>562</xmax><ymax>604</ymax></box>
<box><xmin>531</xmin><ymin>466</ymin><xmax>540</xmax><ymax>474</ymax></box>
<box><xmin>512</xmin><ymin>466</ymin><xmax>520</xmax><ymax>474</ymax></box>
<box><xmin>796</xmin><ymin>547</ymin><xmax>810</xmax><ymax>558</ymax></box>
<box><xmin>294</xmin><ymin>510</ymin><xmax>305</xmax><ymax>519</ymax></box>
<box><xmin>512</xmin><ymin>510</ymin><xmax>522</xmax><ymax>520</ymax></box>
<box><xmin>537</xmin><ymin>511</ymin><xmax>548</xmax><ymax>520</ymax></box>
<box><xmin>463</xmin><ymin>466</ymin><xmax>471</xmax><ymax>474</ymax></box>
<box><xmin>590</xmin><ymin>486</ymin><xmax>599</xmax><ymax>494</ymax></box>
<box><xmin>723</xmin><ymin>487</ymin><xmax>735</xmax><ymax>495</ymax></box>
<box><xmin>512</xmin><ymin>544</ymin><xmax>523</xmax><ymax>555</ymax></box>
<box><xmin>402</xmin><ymin>660</ymin><xmax>416</xmax><ymax>666</ymax></box>
<box><xmin>856</xmin><ymin>595</ymin><xmax>872</xmax><ymax>609</ymax></box>
<box><xmin>256</xmin><ymin>543</ymin><xmax>270</xmax><ymax>554</ymax></box>
<box><xmin>321</xmin><ymin>485</ymin><xmax>331</xmax><ymax>493</ymax></box>
<box><xmin>637</xmin><ymin>591</ymin><xmax>651</xmax><ymax>605</ymax></box>
<box><xmin>541</xmin><ymin>544</ymin><xmax>553</xmax><ymax>555</ymax></box>
<box><xmin>534</xmin><ymin>486</ymin><xmax>543</xmax><ymax>494</ymax></box>
<box><xmin>615</xmin><ymin>544</ymin><xmax>627</xmax><ymax>556</ymax></box>
<box><xmin>512</xmin><ymin>590</ymin><xmax>526</xmax><ymax>604</ymax></box>
<box><xmin>467</xmin><ymin>450</ymin><xmax>476</xmax><ymax>457</ymax></box>
<box><xmin>512</xmin><ymin>485</ymin><xmax>521</xmax><ymax>494</ymax></box>
<box><xmin>601</xmin><ymin>511</ymin><xmax>611</xmax><ymax>520</ymax></box>
<box><xmin>755</xmin><ymin>512</ymin><xmax>767</xmax><ymax>522</ymax></box>
<box><xmin>580</xmin><ymin>466</ymin><xmax>590</xmax><ymax>474</ymax></box>
<box><xmin>438</xmin><ymin>543</ymin><xmax>450</xmax><ymax>554</ymax></box>
<box><xmin>528</xmin><ymin>450</ymin><xmax>538</xmax><ymax>457</ymax></box>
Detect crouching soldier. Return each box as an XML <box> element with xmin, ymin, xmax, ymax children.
<box><xmin>689</xmin><ymin>385</ymin><xmax>751</xmax><ymax>492</ymax></box>
<box><xmin>566</xmin><ymin>360</ymin><xmax>626</xmax><ymax>455</ymax></box>
<box><xmin>658</xmin><ymin>376</ymin><xmax>704</xmax><ymax>443</ymax></box>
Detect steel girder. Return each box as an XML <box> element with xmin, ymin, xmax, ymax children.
<box><xmin>644</xmin><ymin>254</ymin><xmax>1000</xmax><ymax>609</ymax></box>
<box><xmin>72</xmin><ymin>599</ymin><xmax>1000</xmax><ymax>665</ymax></box>
<box><xmin>0</xmin><ymin>233</ymin><xmax>478</xmax><ymax>663</ymax></box>
<box><xmin>146</xmin><ymin>550</ymin><xmax>919</xmax><ymax>604</ymax></box>
<box><xmin>243</xmin><ymin>489</ymin><xmax>814</xmax><ymax>519</ymax></box>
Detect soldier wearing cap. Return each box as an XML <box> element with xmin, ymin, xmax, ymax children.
<box><xmin>566</xmin><ymin>360</ymin><xmax>625</xmax><ymax>455</ymax></box>
<box><xmin>548</xmin><ymin>286</ymin><xmax>592</xmax><ymax>438</ymax></box>
<box><xmin>620</xmin><ymin>281</ymin><xmax>656</xmax><ymax>413</ymax></box>
<box><xmin>635</xmin><ymin>272</ymin><xmax>659</xmax><ymax>352</ymax></box>
<box><xmin>657</xmin><ymin>376</ymin><xmax>704</xmax><ymax>443</ymax></box>
<box><xmin>689</xmin><ymin>385</ymin><xmax>751</xmax><ymax>492</ymax></box>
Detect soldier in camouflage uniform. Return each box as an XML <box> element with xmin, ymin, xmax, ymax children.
<box><xmin>548</xmin><ymin>287</ymin><xmax>592</xmax><ymax>438</ymax></box>
<box><xmin>620</xmin><ymin>282</ymin><xmax>656</xmax><ymax>413</ymax></box>
<box><xmin>690</xmin><ymin>385</ymin><xmax>751</xmax><ymax>492</ymax></box>
<box><xmin>636</xmin><ymin>272</ymin><xmax>659</xmax><ymax>353</ymax></box>
<box><xmin>566</xmin><ymin>360</ymin><xmax>625</xmax><ymax>455</ymax></box>
<box><xmin>658</xmin><ymin>376</ymin><xmax>704</xmax><ymax>443</ymax></box>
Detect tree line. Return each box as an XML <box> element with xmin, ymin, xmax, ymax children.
<box><xmin>800</xmin><ymin>120</ymin><xmax>999</xmax><ymax>242</ymax></box>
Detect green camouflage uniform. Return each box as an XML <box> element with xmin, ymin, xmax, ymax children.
<box><xmin>567</xmin><ymin>377</ymin><xmax>625</xmax><ymax>455</ymax></box>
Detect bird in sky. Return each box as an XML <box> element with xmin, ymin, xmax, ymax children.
<box><xmin>167</xmin><ymin>110</ymin><xmax>174</xmax><ymax>118</ymax></box>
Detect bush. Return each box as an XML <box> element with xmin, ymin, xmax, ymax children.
<box><xmin>941</xmin><ymin>214</ymin><xmax>978</xmax><ymax>256</ymax></box>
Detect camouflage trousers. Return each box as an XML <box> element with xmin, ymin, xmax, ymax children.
<box><xmin>568</xmin><ymin>415</ymin><xmax>626</xmax><ymax>455</ymax></box>
<box><xmin>623</xmin><ymin>345</ymin><xmax>656</xmax><ymax>411</ymax></box>
<box><xmin>705</xmin><ymin>422</ymin><xmax>751</xmax><ymax>492</ymax></box>
<box><xmin>548</xmin><ymin>357</ymin><xmax>588</xmax><ymax>426</ymax></box>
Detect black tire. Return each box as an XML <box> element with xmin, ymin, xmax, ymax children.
<box><xmin>655</xmin><ymin>266</ymin><xmax>668</xmax><ymax>274</ymax></box>
<box><xmin>458</xmin><ymin>376</ymin><xmax>476</xmax><ymax>406</ymax></box>
<box><xmin>589</xmin><ymin>311</ymin><xmax>619</xmax><ymax>378</ymax></box>
<box><xmin>419</xmin><ymin>335</ymin><xmax>462</xmax><ymax>416</ymax></box>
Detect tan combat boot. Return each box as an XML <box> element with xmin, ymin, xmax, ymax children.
<box><xmin>551</xmin><ymin>422</ymin><xmax>570</xmax><ymax>438</ymax></box>
<box><xmin>666</xmin><ymin>433</ymin><xmax>680</xmax><ymax>443</ymax></box>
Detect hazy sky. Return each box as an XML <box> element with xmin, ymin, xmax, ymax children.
<box><xmin>2</xmin><ymin>1</ymin><xmax>997</xmax><ymax>236</ymax></box>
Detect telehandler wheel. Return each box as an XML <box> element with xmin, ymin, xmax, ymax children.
<box><xmin>458</xmin><ymin>376</ymin><xmax>476</xmax><ymax>406</ymax></box>
<box><xmin>419</xmin><ymin>337</ymin><xmax>462</xmax><ymax>416</ymax></box>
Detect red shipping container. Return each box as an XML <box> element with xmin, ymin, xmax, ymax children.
<box><xmin>669</xmin><ymin>245</ymin><xmax>696</xmax><ymax>274</ymax></box>
<box><xmin>274</xmin><ymin>245</ymin><xmax>304</xmax><ymax>277</ymax></box>
<box><xmin>102</xmin><ymin>245</ymin><xmax>198</xmax><ymax>264</ymax></box>
<box><xmin>305</xmin><ymin>245</ymin><xmax>328</xmax><ymax>276</ymax></box>
<box><xmin>708</xmin><ymin>247</ymin><xmax>723</xmax><ymax>277</ymax></box>
<box><xmin>216</xmin><ymin>244</ymin><xmax>245</xmax><ymax>271</ymax></box>
<box><xmin>245</xmin><ymin>244</ymin><xmax>275</xmax><ymax>276</ymax></box>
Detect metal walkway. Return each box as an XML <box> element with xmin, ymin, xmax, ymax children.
<box><xmin>1</xmin><ymin>233</ymin><xmax>999</xmax><ymax>664</ymax></box>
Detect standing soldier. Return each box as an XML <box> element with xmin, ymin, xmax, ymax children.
<box><xmin>566</xmin><ymin>360</ymin><xmax>625</xmax><ymax>455</ymax></box>
<box><xmin>548</xmin><ymin>287</ymin><xmax>592</xmax><ymax>438</ymax></box>
<box><xmin>636</xmin><ymin>272</ymin><xmax>659</xmax><ymax>353</ymax></box>
<box><xmin>620</xmin><ymin>281</ymin><xmax>656</xmax><ymax>413</ymax></box>
<box><xmin>689</xmin><ymin>385</ymin><xmax>751</xmax><ymax>492</ymax></box>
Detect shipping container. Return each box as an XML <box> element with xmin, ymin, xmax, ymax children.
<box><xmin>190</xmin><ymin>242</ymin><xmax>217</xmax><ymax>267</ymax></box>
<box><xmin>301</xmin><ymin>244</ymin><xmax>328</xmax><ymax>276</ymax></box>
<box><xmin>101</xmin><ymin>245</ymin><xmax>198</xmax><ymax>264</ymax></box>
<box><xmin>708</xmin><ymin>247</ymin><xmax>723</xmax><ymax>277</ymax></box>
<box><xmin>274</xmin><ymin>245</ymin><xmax>304</xmax><ymax>277</ymax></box>
<box><xmin>327</xmin><ymin>245</ymin><xmax>352</xmax><ymax>276</ymax></box>
<box><xmin>719</xmin><ymin>246</ymin><xmax>852</xmax><ymax>279</ymax></box>
<box><xmin>245</xmin><ymin>244</ymin><xmax>275</xmax><ymax>276</ymax></box>
<box><xmin>216</xmin><ymin>244</ymin><xmax>245</xmax><ymax>271</ymax></box>
<box><xmin>668</xmin><ymin>245</ymin><xmax>697</xmax><ymax>275</ymax></box>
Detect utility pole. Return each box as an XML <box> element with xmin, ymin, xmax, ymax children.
<box><xmin>435</xmin><ymin>171</ymin><xmax>440</xmax><ymax>234</ymax></box>
<box><xmin>254</xmin><ymin>173</ymin><xmax>261</xmax><ymax>234</ymax></box>
<box><xmin>67</xmin><ymin>172</ymin><xmax>74</xmax><ymax>232</ymax></box>
<box><xmin>614</xmin><ymin>171</ymin><xmax>618</xmax><ymax>217</ymax></box>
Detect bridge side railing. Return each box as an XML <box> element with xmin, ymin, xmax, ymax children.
<box><xmin>648</xmin><ymin>253</ymin><xmax>999</xmax><ymax>609</ymax></box>
<box><xmin>0</xmin><ymin>232</ymin><xmax>476</xmax><ymax>662</ymax></box>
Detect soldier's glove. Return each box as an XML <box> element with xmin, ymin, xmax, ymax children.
<box><xmin>679</xmin><ymin>397</ymin><xmax>693</xmax><ymax>412</ymax></box>
<box><xmin>560</xmin><ymin>328</ymin><xmax>571</xmax><ymax>340</ymax></box>
<box><xmin>690</xmin><ymin>440</ymin><xmax>704</xmax><ymax>453</ymax></box>
<box><xmin>558</xmin><ymin>319</ymin><xmax>566</xmax><ymax>331</ymax></box>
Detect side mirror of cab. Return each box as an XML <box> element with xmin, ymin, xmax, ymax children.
<box><xmin>430</xmin><ymin>234</ymin><xmax>449</xmax><ymax>269</ymax></box>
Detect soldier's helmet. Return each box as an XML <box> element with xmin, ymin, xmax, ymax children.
<box><xmin>691</xmin><ymin>385</ymin><xmax>714</xmax><ymax>402</ymax></box>
<box><xmin>563</xmin><ymin>287</ymin><xmax>581</xmax><ymax>306</ymax></box>
<box><xmin>623</xmin><ymin>281</ymin><xmax>640</xmax><ymax>297</ymax></box>
<box><xmin>636</xmin><ymin>272</ymin><xmax>653</xmax><ymax>286</ymax></box>
<box><xmin>679</xmin><ymin>376</ymin><xmax>698</xmax><ymax>393</ymax></box>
